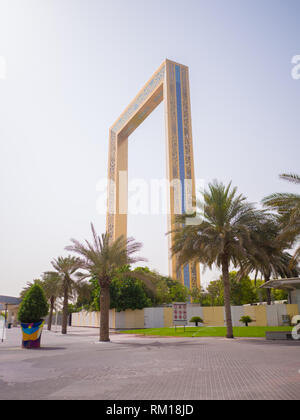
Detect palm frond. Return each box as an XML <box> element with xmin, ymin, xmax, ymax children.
<box><xmin>280</xmin><ymin>173</ymin><xmax>300</xmax><ymax>184</ymax></box>
<box><xmin>65</xmin><ymin>223</ymin><xmax>146</xmax><ymax>287</ymax></box>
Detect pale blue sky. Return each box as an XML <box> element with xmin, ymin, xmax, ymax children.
<box><xmin>0</xmin><ymin>0</ymin><xmax>299</xmax><ymax>296</ymax></box>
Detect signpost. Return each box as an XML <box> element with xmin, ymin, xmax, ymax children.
<box><xmin>172</xmin><ymin>302</ymin><xmax>188</xmax><ymax>332</ymax></box>
<box><xmin>0</xmin><ymin>318</ymin><xmax>5</xmax><ymax>342</ymax></box>
<box><xmin>1</xmin><ymin>304</ymin><xmax>8</xmax><ymax>342</ymax></box>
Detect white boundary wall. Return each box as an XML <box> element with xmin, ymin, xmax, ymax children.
<box><xmin>144</xmin><ymin>308</ymin><xmax>165</xmax><ymax>328</ymax></box>
<box><xmin>266</xmin><ymin>304</ymin><xmax>287</xmax><ymax>327</ymax></box>
<box><xmin>72</xmin><ymin>303</ymin><xmax>299</xmax><ymax>329</ymax></box>
<box><xmin>231</xmin><ymin>306</ymin><xmax>245</xmax><ymax>327</ymax></box>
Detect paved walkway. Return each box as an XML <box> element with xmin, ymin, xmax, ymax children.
<box><xmin>0</xmin><ymin>327</ymin><xmax>299</xmax><ymax>400</ymax></box>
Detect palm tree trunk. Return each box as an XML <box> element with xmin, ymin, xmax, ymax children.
<box><xmin>100</xmin><ymin>284</ymin><xmax>110</xmax><ymax>342</ymax></box>
<box><xmin>48</xmin><ymin>296</ymin><xmax>55</xmax><ymax>331</ymax></box>
<box><xmin>222</xmin><ymin>255</ymin><xmax>234</xmax><ymax>339</ymax></box>
<box><xmin>62</xmin><ymin>284</ymin><xmax>69</xmax><ymax>335</ymax></box>
<box><xmin>265</xmin><ymin>275</ymin><xmax>271</xmax><ymax>305</ymax></box>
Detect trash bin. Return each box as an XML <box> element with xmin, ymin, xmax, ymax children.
<box><xmin>7</xmin><ymin>323</ymin><xmax>12</xmax><ymax>329</ymax></box>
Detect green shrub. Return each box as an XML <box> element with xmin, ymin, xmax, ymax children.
<box><xmin>18</xmin><ymin>284</ymin><xmax>49</xmax><ymax>324</ymax></box>
<box><xmin>240</xmin><ymin>315</ymin><xmax>253</xmax><ymax>327</ymax></box>
<box><xmin>190</xmin><ymin>316</ymin><xmax>203</xmax><ymax>326</ymax></box>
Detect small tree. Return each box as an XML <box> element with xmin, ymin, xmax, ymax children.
<box><xmin>190</xmin><ymin>316</ymin><xmax>203</xmax><ymax>327</ymax></box>
<box><xmin>49</xmin><ymin>256</ymin><xmax>82</xmax><ymax>335</ymax></box>
<box><xmin>42</xmin><ymin>272</ymin><xmax>63</xmax><ymax>331</ymax></box>
<box><xmin>18</xmin><ymin>284</ymin><xmax>49</xmax><ymax>324</ymax></box>
<box><xmin>240</xmin><ymin>315</ymin><xmax>253</xmax><ymax>327</ymax></box>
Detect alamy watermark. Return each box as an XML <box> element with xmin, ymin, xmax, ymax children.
<box><xmin>292</xmin><ymin>315</ymin><xmax>300</xmax><ymax>340</ymax></box>
<box><xmin>96</xmin><ymin>174</ymin><xmax>204</xmax><ymax>225</ymax></box>
<box><xmin>291</xmin><ymin>55</ymin><xmax>300</xmax><ymax>80</ymax></box>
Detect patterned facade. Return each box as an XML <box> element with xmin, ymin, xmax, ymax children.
<box><xmin>106</xmin><ymin>59</ymin><xmax>200</xmax><ymax>290</ymax></box>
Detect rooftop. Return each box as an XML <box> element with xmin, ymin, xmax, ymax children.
<box><xmin>260</xmin><ymin>278</ymin><xmax>300</xmax><ymax>290</ymax></box>
<box><xmin>0</xmin><ymin>295</ymin><xmax>22</xmax><ymax>308</ymax></box>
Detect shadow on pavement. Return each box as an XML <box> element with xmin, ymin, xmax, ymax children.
<box><xmin>24</xmin><ymin>347</ymin><xmax>67</xmax><ymax>351</ymax></box>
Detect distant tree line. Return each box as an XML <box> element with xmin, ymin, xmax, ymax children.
<box><xmin>190</xmin><ymin>271</ymin><xmax>288</xmax><ymax>307</ymax></box>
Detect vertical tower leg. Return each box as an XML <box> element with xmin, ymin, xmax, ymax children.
<box><xmin>106</xmin><ymin>132</ymin><xmax>128</xmax><ymax>242</ymax></box>
<box><xmin>165</xmin><ymin>60</ymin><xmax>200</xmax><ymax>290</ymax></box>
<box><xmin>115</xmin><ymin>136</ymin><xmax>128</xmax><ymax>241</ymax></box>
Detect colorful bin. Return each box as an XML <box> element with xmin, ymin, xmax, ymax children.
<box><xmin>21</xmin><ymin>321</ymin><xmax>45</xmax><ymax>348</ymax></box>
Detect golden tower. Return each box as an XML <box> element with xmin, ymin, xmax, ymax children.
<box><xmin>106</xmin><ymin>59</ymin><xmax>200</xmax><ymax>290</ymax></box>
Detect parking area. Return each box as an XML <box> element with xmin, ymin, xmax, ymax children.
<box><xmin>0</xmin><ymin>326</ymin><xmax>299</xmax><ymax>400</ymax></box>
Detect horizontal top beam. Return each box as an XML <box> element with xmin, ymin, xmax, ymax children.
<box><xmin>110</xmin><ymin>59</ymin><xmax>189</xmax><ymax>136</ymax></box>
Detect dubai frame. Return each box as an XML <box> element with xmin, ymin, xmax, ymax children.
<box><xmin>106</xmin><ymin>59</ymin><xmax>200</xmax><ymax>290</ymax></box>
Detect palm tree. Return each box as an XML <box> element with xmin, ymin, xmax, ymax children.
<box><xmin>171</xmin><ymin>181</ymin><xmax>264</xmax><ymax>339</ymax></box>
<box><xmin>263</xmin><ymin>173</ymin><xmax>300</xmax><ymax>266</ymax></box>
<box><xmin>73</xmin><ymin>282</ymin><xmax>93</xmax><ymax>311</ymax></box>
<box><xmin>49</xmin><ymin>256</ymin><xmax>82</xmax><ymax>334</ymax></box>
<box><xmin>239</xmin><ymin>216</ymin><xmax>298</xmax><ymax>304</ymax></box>
<box><xmin>66</xmin><ymin>223</ymin><xmax>155</xmax><ymax>342</ymax></box>
<box><xmin>42</xmin><ymin>272</ymin><xmax>63</xmax><ymax>331</ymax></box>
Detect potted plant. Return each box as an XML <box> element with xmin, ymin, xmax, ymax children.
<box><xmin>18</xmin><ymin>284</ymin><xmax>49</xmax><ymax>349</ymax></box>
<box><xmin>240</xmin><ymin>315</ymin><xmax>253</xmax><ymax>327</ymax></box>
<box><xmin>190</xmin><ymin>316</ymin><xmax>203</xmax><ymax>327</ymax></box>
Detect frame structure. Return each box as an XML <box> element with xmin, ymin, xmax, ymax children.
<box><xmin>106</xmin><ymin>59</ymin><xmax>200</xmax><ymax>290</ymax></box>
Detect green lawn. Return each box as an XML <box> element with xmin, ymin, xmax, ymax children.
<box><xmin>120</xmin><ymin>326</ymin><xmax>293</xmax><ymax>338</ymax></box>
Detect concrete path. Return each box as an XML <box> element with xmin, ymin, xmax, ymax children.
<box><xmin>0</xmin><ymin>327</ymin><xmax>299</xmax><ymax>400</ymax></box>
